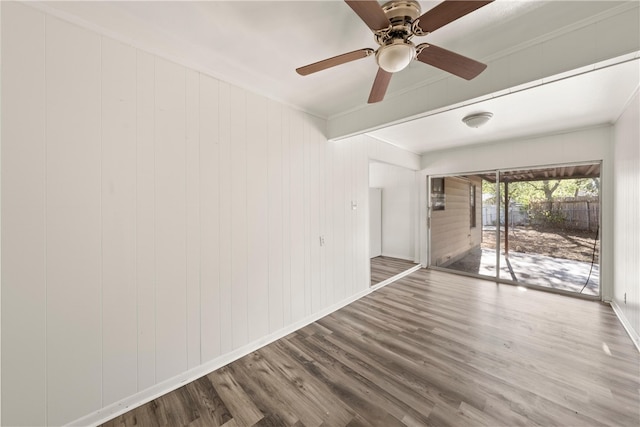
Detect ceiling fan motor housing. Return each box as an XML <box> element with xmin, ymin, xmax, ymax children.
<box><xmin>375</xmin><ymin>0</ymin><xmax>422</xmax><ymax>72</ymax></box>
<box><xmin>381</xmin><ymin>0</ymin><xmax>422</xmax><ymax>25</ymax></box>
<box><xmin>376</xmin><ymin>0</ymin><xmax>421</xmax><ymax>42</ymax></box>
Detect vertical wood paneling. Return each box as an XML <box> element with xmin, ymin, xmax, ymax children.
<box><xmin>218</xmin><ymin>82</ymin><xmax>233</xmax><ymax>353</ymax></box>
<box><xmin>351</xmin><ymin>139</ymin><xmax>361</xmax><ymax>293</ymax></box>
<box><xmin>318</xmin><ymin>121</ymin><xmax>328</xmax><ymax>302</ymax></box>
<box><xmin>332</xmin><ymin>142</ymin><xmax>346</xmax><ymax>301</ymax></box>
<box><xmin>303</xmin><ymin>118</ymin><xmax>312</xmax><ymax>316</ymax></box>
<box><xmin>345</xmin><ymin>141</ymin><xmax>356</xmax><ymax>296</ymax></box>
<box><xmin>281</xmin><ymin>107</ymin><xmax>292</xmax><ymax>326</ymax></box>
<box><xmin>613</xmin><ymin>90</ymin><xmax>640</xmax><ymax>344</ymax></box>
<box><xmin>135</xmin><ymin>50</ymin><xmax>156</xmax><ymax>391</ymax></box>
<box><xmin>45</xmin><ymin>16</ymin><xmax>102</xmax><ymax>426</ymax></box>
<box><xmin>230</xmin><ymin>85</ymin><xmax>248</xmax><ymax>349</ymax></box>
<box><xmin>1</xmin><ymin>3</ymin><xmax>46</xmax><ymax>425</ymax></box>
<box><xmin>267</xmin><ymin>100</ymin><xmax>284</xmax><ymax>333</ymax></box>
<box><xmin>185</xmin><ymin>69</ymin><xmax>201</xmax><ymax>369</ymax></box>
<box><xmin>101</xmin><ymin>36</ymin><xmax>137</xmax><ymax>405</ymax></box>
<box><xmin>246</xmin><ymin>92</ymin><xmax>270</xmax><ymax>342</ymax></box>
<box><xmin>308</xmin><ymin>119</ymin><xmax>322</xmax><ymax>313</ymax></box>
<box><xmin>199</xmin><ymin>74</ymin><xmax>221</xmax><ymax>362</ymax></box>
<box><xmin>317</xmin><ymin>134</ymin><xmax>327</xmax><ymax>311</ymax></box>
<box><xmin>154</xmin><ymin>57</ymin><xmax>187</xmax><ymax>381</ymax></box>
<box><xmin>0</xmin><ymin>8</ymin><xmax>416</xmax><ymax>423</ymax></box>
<box><xmin>355</xmin><ymin>138</ymin><xmax>369</xmax><ymax>292</ymax></box>
<box><xmin>342</xmin><ymin>141</ymin><xmax>351</xmax><ymax>299</ymax></box>
<box><xmin>290</xmin><ymin>111</ymin><xmax>305</xmax><ymax>322</ymax></box>
<box><xmin>323</xmin><ymin>139</ymin><xmax>335</xmax><ymax>308</ymax></box>
<box><xmin>1</xmin><ymin>2</ymin><xmax>3</xmax><ymax>421</ymax></box>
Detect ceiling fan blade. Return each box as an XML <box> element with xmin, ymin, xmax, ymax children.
<box><xmin>368</xmin><ymin>68</ymin><xmax>392</xmax><ymax>103</ymax></box>
<box><xmin>345</xmin><ymin>0</ymin><xmax>391</xmax><ymax>32</ymax></box>
<box><xmin>414</xmin><ymin>0</ymin><xmax>493</xmax><ymax>34</ymax></box>
<box><xmin>296</xmin><ymin>48</ymin><xmax>374</xmax><ymax>76</ymax></box>
<box><xmin>416</xmin><ymin>43</ymin><xmax>486</xmax><ymax>80</ymax></box>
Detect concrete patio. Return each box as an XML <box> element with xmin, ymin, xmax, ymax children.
<box><xmin>446</xmin><ymin>247</ymin><xmax>600</xmax><ymax>296</ymax></box>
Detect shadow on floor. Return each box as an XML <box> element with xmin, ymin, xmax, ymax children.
<box><xmin>446</xmin><ymin>247</ymin><xmax>599</xmax><ymax>295</ymax></box>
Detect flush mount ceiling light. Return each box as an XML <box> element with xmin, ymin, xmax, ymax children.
<box><xmin>462</xmin><ymin>112</ymin><xmax>493</xmax><ymax>128</ymax></box>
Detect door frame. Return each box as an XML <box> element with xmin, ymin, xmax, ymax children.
<box><xmin>425</xmin><ymin>161</ymin><xmax>602</xmax><ymax>300</ymax></box>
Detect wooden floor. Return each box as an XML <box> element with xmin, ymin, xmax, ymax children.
<box><xmin>370</xmin><ymin>256</ymin><xmax>417</xmax><ymax>286</ymax></box>
<box><xmin>103</xmin><ymin>269</ymin><xmax>640</xmax><ymax>427</ymax></box>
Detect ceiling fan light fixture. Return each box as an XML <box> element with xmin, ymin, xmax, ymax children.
<box><xmin>462</xmin><ymin>112</ymin><xmax>493</xmax><ymax>128</ymax></box>
<box><xmin>376</xmin><ymin>40</ymin><xmax>416</xmax><ymax>73</ymax></box>
<box><xmin>296</xmin><ymin>0</ymin><xmax>493</xmax><ymax>103</ymax></box>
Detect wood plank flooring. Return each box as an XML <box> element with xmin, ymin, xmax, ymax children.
<box><xmin>370</xmin><ymin>256</ymin><xmax>417</xmax><ymax>286</ymax></box>
<box><xmin>102</xmin><ymin>269</ymin><xmax>640</xmax><ymax>427</ymax></box>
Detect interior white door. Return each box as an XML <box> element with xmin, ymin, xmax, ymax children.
<box><xmin>369</xmin><ymin>187</ymin><xmax>382</xmax><ymax>258</ymax></box>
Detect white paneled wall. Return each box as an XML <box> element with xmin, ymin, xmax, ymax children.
<box><xmin>155</xmin><ymin>55</ymin><xmax>189</xmax><ymax>383</ymax></box>
<box><xmin>101</xmin><ymin>35</ymin><xmax>138</xmax><ymax>407</ymax></box>
<box><xmin>136</xmin><ymin>49</ymin><xmax>157</xmax><ymax>392</ymax></box>
<box><xmin>613</xmin><ymin>90</ymin><xmax>640</xmax><ymax>349</ymax></box>
<box><xmin>1</xmin><ymin>3</ymin><xmax>47</xmax><ymax>425</ymax></box>
<box><xmin>45</xmin><ymin>15</ymin><xmax>102</xmax><ymax>426</ymax></box>
<box><xmin>0</xmin><ymin>3</ymin><xmax>386</xmax><ymax>425</ymax></box>
<box><xmin>199</xmin><ymin>72</ymin><xmax>221</xmax><ymax>363</ymax></box>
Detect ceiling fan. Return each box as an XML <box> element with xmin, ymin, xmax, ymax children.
<box><xmin>296</xmin><ymin>0</ymin><xmax>494</xmax><ymax>103</ymax></box>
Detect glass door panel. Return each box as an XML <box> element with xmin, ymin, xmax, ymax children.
<box><xmin>429</xmin><ymin>174</ymin><xmax>497</xmax><ymax>280</ymax></box>
<box><xmin>497</xmin><ymin>166</ymin><xmax>601</xmax><ymax>295</ymax></box>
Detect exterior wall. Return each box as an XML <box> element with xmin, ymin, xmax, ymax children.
<box><xmin>471</xmin><ymin>178</ymin><xmax>482</xmax><ymax>248</ymax></box>
<box><xmin>0</xmin><ymin>3</ymin><xmax>416</xmax><ymax>425</ymax></box>
<box><xmin>612</xmin><ymin>89</ymin><xmax>640</xmax><ymax>349</ymax></box>
<box><xmin>430</xmin><ymin>176</ymin><xmax>482</xmax><ymax>267</ymax></box>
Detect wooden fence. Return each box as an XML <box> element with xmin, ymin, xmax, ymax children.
<box><xmin>529</xmin><ymin>198</ymin><xmax>599</xmax><ymax>231</ymax></box>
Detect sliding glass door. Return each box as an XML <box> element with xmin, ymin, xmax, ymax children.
<box><xmin>429</xmin><ymin>163</ymin><xmax>601</xmax><ymax>297</ymax></box>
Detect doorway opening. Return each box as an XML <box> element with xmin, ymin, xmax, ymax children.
<box><xmin>429</xmin><ymin>163</ymin><xmax>601</xmax><ymax>296</ymax></box>
<box><xmin>369</xmin><ymin>161</ymin><xmax>420</xmax><ymax>286</ymax></box>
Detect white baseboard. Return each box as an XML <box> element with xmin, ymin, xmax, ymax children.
<box><xmin>68</xmin><ymin>287</ymin><xmax>372</xmax><ymax>427</ymax></box>
<box><xmin>610</xmin><ymin>300</ymin><xmax>640</xmax><ymax>353</ymax></box>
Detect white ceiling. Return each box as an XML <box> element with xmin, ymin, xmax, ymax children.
<box><xmin>367</xmin><ymin>56</ymin><xmax>640</xmax><ymax>154</ymax></box>
<box><xmin>36</xmin><ymin>1</ymin><xmax>639</xmax><ymax>154</ymax></box>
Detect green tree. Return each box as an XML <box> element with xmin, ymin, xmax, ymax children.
<box><xmin>481</xmin><ymin>177</ymin><xmax>599</xmax><ymax>228</ymax></box>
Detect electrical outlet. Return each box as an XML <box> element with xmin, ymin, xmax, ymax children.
<box><xmin>319</xmin><ymin>236</ymin><xmax>325</xmax><ymax>246</ymax></box>
<box><xmin>624</xmin><ymin>292</ymin><xmax>626</xmax><ymax>304</ymax></box>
